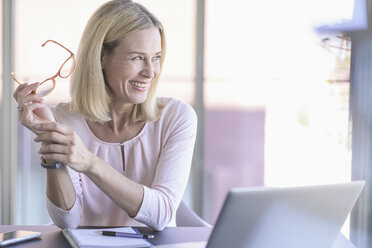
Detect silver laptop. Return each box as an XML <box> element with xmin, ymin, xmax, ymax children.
<box><xmin>156</xmin><ymin>181</ymin><xmax>364</xmax><ymax>248</ymax></box>
<box><xmin>207</xmin><ymin>181</ymin><xmax>364</xmax><ymax>248</ymax></box>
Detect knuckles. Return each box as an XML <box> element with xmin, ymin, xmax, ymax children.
<box><xmin>50</xmin><ymin>122</ymin><xmax>59</xmax><ymax>129</ymax></box>
<box><xmin>47</xmin><ymin>132</ymin><xmax>57</xmax><ymax>140</ymax></box>
<box><xmin>70</xmin><ymin>133</ymin><xmax>78</xmax><ymax>145</ymax></box>
<box><xmin>66</xmin><ymin>154</ymin><xmax>74</xmax><ymax>164</ymax></box>
<box><xmin>37</xmin><ymin>121</ymin><xmax>59</xmax><ymax>131</ymax></box>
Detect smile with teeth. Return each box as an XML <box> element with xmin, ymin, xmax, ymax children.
<box><xmin>129</xmin><ymin>81</ymin><xmax>148</xmax><ymax>88</ymax></box>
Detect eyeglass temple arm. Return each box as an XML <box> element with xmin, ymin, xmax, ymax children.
<box><xmin>41</xmin><ymin>40</ymin><xmax>75</xmax><ymax>55</ymax></box>
<box><xmin>10</xmin><ymin>72</ymin><xmax>21</xmax><ymax>84</ymax></box>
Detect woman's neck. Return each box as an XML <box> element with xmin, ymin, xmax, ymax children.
<box><xmin>86</xmin><ymin>102</ymin><xmax>145</xmax><ymax>143</ymax></box>
<box><xmin>108</xmin><ymin>101</ymin><xmax>134</xmax><ymax>134</ymax></box>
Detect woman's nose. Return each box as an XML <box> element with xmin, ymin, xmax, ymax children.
<box><xmin>142</xmin><ymin>60</ymin><xmax>155</xmax><ymax>78</ymax></box>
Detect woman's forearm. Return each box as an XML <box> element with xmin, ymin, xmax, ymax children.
<box><xmin>85</xmin><ymin>156</ymin><xmax>144</xmax><ymax>218</ymax></box>
<box><xmin>46</xmin><ymin>166</ymin><xmax>76</xmax><ymax>211</ymax></box>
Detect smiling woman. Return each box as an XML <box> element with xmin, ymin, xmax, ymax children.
<box><xmin>11</xmin><ymin>0</ymin><xmax>197</xmax><ymax>231</ymax></box>
<box><xmin>6</xmin><ymin>0</ymin><xmax>195</xmax><ymax>226</ymax></box>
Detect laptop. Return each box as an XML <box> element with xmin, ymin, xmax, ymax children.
<box><xmin>155</xmin><ymin>181</ymin><xmax>364</xmax><ymax>248</ymax></box>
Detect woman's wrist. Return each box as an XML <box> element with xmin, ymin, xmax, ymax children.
<box><xmin>84</xmin><ymin>154</ymin><xmax>102</xmax><ymax>176</ymax></box>
<box><xmin>40</xmin><ymin>156</ymin><xmax>63</xmax><ymax>169</ymax></box>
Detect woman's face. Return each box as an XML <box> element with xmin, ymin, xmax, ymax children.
<box><xmin>101</xmin><ymin>27</ymin><xmax>162</xmax><ymax>105</ymax></box>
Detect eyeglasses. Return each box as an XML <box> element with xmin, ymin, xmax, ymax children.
<box><xmin>10</xmin><ymin>39</ymin><xmax>76</xmax><ymax>97</ymax></box>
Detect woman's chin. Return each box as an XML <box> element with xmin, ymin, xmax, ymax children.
<box><xmin>130</xmin><ymin>93</ymin><xmax>149</xmax><ymax>104</ymax></box>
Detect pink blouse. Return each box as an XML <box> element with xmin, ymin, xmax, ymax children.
<box><xmin>46</xmin><ymin>97</ymin><xmax>197</xmax><ymax>231</ymax></box>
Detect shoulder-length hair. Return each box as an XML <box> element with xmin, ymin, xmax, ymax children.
<box><xmin>70</xmin><ymin>0</ymin><xmax>166</xmax><ymax>123</ymax></box>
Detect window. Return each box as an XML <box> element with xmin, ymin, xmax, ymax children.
<box><xmin>14</xmin><ymin>0</ymin><xmax>109</xmax><ymax>224</ymax></box>
<box><xmin>204</xmin><ymin>1</ymin><xmax>354</xmax><ymax>236</ymax></box>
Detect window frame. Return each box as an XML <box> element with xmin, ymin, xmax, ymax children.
<box><xmin>349</xmin><ymin>1</ymin><xmax>372</xmax><ymax>246</ymax></box>
<box><xmin>1</xmin><ymin>0</ymin><xmax>17</xmax><ymax>225</ymax></box>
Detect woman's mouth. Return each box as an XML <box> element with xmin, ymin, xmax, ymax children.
<box><xmin>129</xmin><ymin>81</ymin><xmax>149</xmax><ymax>91</ymax></box>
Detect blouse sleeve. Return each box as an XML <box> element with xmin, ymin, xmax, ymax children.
<box><xmin>46</xmin><ymin>167</ymin><xmax>84</xmax><ymax>229</ymax></box>
<box><xmin>134</xmin><ymin>101</ymin><xmax>197</xmax><ymax>230</ymax></box>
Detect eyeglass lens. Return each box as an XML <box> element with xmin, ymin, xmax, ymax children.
<box><xmin>59</xmin><ymin>57</ymin><xmax>75</xmax><ymax>78</ymax></box>
<box><xmin>35</xmin><ymin>80</ymin><xmax>55</xmax><ymax>97</ymax></box>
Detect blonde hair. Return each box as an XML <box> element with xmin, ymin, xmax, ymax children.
<box><xmin>70</xmin><ymin>0</ymin><xmax>166</xmax><ymax>122</ymax></box>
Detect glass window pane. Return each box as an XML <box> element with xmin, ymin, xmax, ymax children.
<box><xmin>137</xmin><ymin>0</ymin><xmax>196</xmax><ymax>104</ymax></box>
<box><xmin>14</xmin><ymin>0</ymin><xmax>108</xmax><ymax>224</ymax></box>
<box><xmin>204</xmin><ymin>0</ymin><xmax>352</xmax><ymax>231</ymax></box>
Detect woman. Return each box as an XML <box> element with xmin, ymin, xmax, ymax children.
<box><xmin>13</xmin><ymin>0</ymin><xmax>197</xmax><ymax>231</ymax></box>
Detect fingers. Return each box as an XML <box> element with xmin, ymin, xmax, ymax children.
<box><xmin>33</xmin><ymin>122</ymin><xmax>76</xmax><ymax>146</ymax></box>
<box><xmin>38</xmin><ymin>143</ymin><xmax>70</xmax><ymax>155</ymax></box>
<box><xmin>37</xmin><ymin>138</ymin><xmax>80</xmax><ymax>167</ymax></box>
<box><xmin>35</xmin><ymin>128</ymin><xmax>92</xmax><ymax>173</ymax></box>
<box><xmin>19</xmin><ymin>102</ymin><xmax>47</xmax><ymax>125</ymax></box>
<box><xmin>13</xmin><ymin>82</ymin><xmax>41</xmax><ymax>104</ymax></box>
<box><xmin>21</xmin><ymin>102</ymin><xmax>47</xmax><ymax>114</ymax></box>
<box><xmin>34</xmin><ymin>130</ymin><xmax>72</xmax><ymax>145</ymax></box>
<box><xmin>33</xmin><ymin>122</ymin><xmax>70</xmax><ymax>136</ymax></box>
<box><xmin>19</xmin><ymin>94</ymin><xmax>44</xmax><ymax>106</ymax></box>
<box><xmin>13</xmin><ymin>83</ymin><xmax>28</xmax><ymax>99</ymax></box>
<box><xmin>19</xmin><ymin>102</ymin><xmax>47</xmax><ymax>121</ymax></box>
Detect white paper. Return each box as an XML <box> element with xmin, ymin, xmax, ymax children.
<box><xmin>65</xmin><ymin>227</ymin><xmax>151</xmax><ymax>248</ymax></box>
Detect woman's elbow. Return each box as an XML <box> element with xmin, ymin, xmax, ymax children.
<box><xmin>151</xmin><ymin>222</ymin><xmax>168</xmax><ymax>231</ymax></box>
<box><xmin>47</xmin><ymin>205</ymin><xmax>81</xmax><ymax>229</ymax></box>
<box><xmin>152</xmin><ymin>205</ymin><xmax>176</xmax><ymax>231</ymax></box>
<box><xmin>49</xmin><ymin>215</ymin><xmax>80</xmax><ymax>229</ymax></box>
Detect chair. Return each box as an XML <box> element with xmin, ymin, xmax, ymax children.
<box><xmin>176</xmin><ymin>200</ymin><xmax>212</xmax><ymax>227</ymax></box>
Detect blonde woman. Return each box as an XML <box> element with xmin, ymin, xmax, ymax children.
<box><xmin>13</xmin><ymin>0</ymin><xmax>197</xmax><ymax>231</ymax></box>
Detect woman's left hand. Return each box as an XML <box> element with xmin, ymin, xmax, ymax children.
<box><xmin>34</xmin><ymin>122</ymin><xmax>96</xmax><ymax>173</ymax></box>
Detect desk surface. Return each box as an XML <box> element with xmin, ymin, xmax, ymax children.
<box><xmin>0</xmin><ymin>225</ymin><xmax>212</xmax><ymax>248</ymax></box>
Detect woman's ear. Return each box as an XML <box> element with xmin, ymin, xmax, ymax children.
<box><xmin>101</xmin><ymin>49</ymin><xmax>107</xmax><ymax>69</ymax></box>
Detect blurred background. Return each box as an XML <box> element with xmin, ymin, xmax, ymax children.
<box><xmin>1</xmin><ymin>0</ymin><xmax>370</xmax><ymax>245</ymax></box>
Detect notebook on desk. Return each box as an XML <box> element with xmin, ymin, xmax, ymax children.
<box><xmin>155</xmin><ymin>181</ymin><xmax>364</xmax><ymax>248</ymax></box>
<box><xmin>63</xmin><ymin>227</ymin><xmax>152</xmax><ymax>248</ymax></box>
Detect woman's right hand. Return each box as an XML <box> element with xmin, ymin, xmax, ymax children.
<box><xmin>13</xmin><ymin>82</ymin><xmax>55</xmax><ymax>134</ymax></box>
